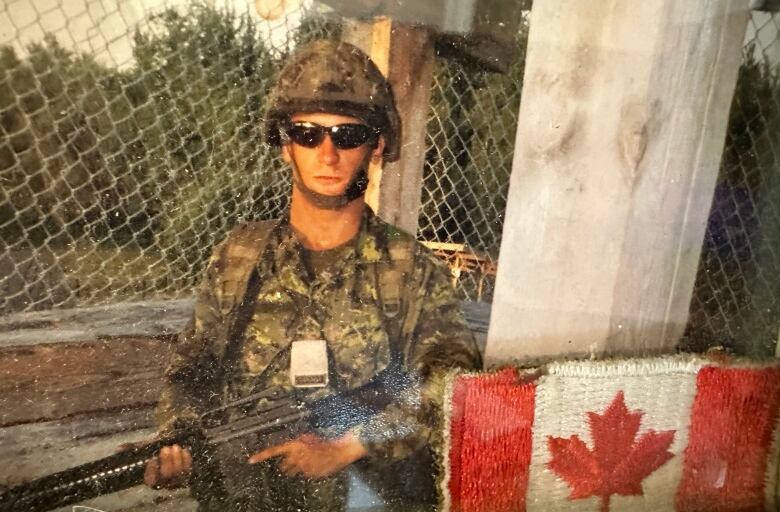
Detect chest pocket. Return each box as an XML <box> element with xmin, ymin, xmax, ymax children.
<box><xmin>322</xmin><ymin>247</ymin><xmax>417</xmax><ymax>391</ymax></box>
<box><xmin>242</xmin><ymin>289</ymin><xmax>298</xmax><ymax>377</ymax></box>
<box><xmin>238</xmin><ymin>281</ymin><xmax>390</xmax><ymax>393</ymax></box>
<box><xmin>322</xmin><ymin>277</ymin><xmax>393</xmax><ymax>391</ymax></box>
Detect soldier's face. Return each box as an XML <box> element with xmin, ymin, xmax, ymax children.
<box><xmin>282</xmin><ymin>112</ymin><xmax>384</xmax><ymax>198</ymax></box>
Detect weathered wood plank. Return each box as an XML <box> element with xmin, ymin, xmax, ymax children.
<box><xmin>0</xmin><ymin>299</ymin><xmax>191</xmax><ymax>348</ymax></box>
<box><xmin>0</xmin><ymin>408</ymin><xmax>155</xmax><ymax>485</ymax></box>
<box><xmin>485</xmin><ymin>0</ymin><xmax>750</xmax><ymax>364</ymax></box>
<box><xmin>0</xmin><ymin>294</ymin><xmax>487</xmax><ymax>424</ymax></box>
<box><xmin>0</xmin><ymin>336</ymin><xmax>172</xmax><ymax>425</ymax></box>
<box><xmin>0</xmin><ymin>409</ymin><xmax>418</xmax><ymax>511</ymax></box>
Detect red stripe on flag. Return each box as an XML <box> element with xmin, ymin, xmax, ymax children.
<box><xmin>676</xmin><ymin>366</ymin><xmax>780</xmax><ymax>511</ymax></box>
<box><xmin>448</xmin><ymin>368</ymin><xmax>536</xmax><ymax>512</ymax></box>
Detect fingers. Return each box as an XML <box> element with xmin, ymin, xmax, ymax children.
<box><xmin>144</xmin><ymin>457</ymin><xmax>160</xmax><ymax>487</ymax></box>
<box><xmin>248</xmin><ymin>440</ymin><xmax>296</xmax><ymax>464</ymax></box>
<box><xmin>159</xmin><ymin>444</ymin><xmax>192</xmax><ymax>479</ymax></box>
<box><xmin>159</xmin><ymin>445</ymin><xmax>178</xmax><ymax>479</ymax></box>
<box><xmin>297</xmin><ymin>433</ymin><xmax>319</xmax><ymax>444</ymax></box>
<box><xmin>249</xmin><ymin>437</ymin><xmax>336</xmax><ymax>478</ymax></box>
<box><xmin>278</xmin><ymin>454</ymin><xmax>303</xmax><ymax>477</ymax></box>
<box><xmin>248</xmin><ymin>440</ymin><xmax>309</xmax><ymax>477</ymax></box>
<box><xmin>144</xmin><ymin>445</ymin><xmax>191</xmax><ymax>489</ymax></box>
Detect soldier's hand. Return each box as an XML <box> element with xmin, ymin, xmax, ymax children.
<box><xmin>144</xmin><ymin>444</ymin><xmax>192</xmax><ymax>489</ymax></box>
<box><xmin>248</xmin><ymin>432</ymin><xmax>367</xmax><ymax>479</ymax></box>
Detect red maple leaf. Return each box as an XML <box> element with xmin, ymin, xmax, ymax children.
<box><xmin>547</xmin><ymin>391</ymin><xmax>675</xmax><ymax>512</ymax></box>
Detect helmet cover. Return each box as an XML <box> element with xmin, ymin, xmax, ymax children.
<box><xmin>264</xmin><ymin>40</ymin><xmax>401</xmax><ymax>161</ymax></box>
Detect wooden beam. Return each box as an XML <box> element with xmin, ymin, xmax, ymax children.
<box><xmin>0</xmin><ymin>336</ymin><xmax>172</xmax><ymax>425</ymax></box>
<box><xmin>485</xmin><ymin>0</ymin><xmax>750</xmax><ymax>364</ymax></box>
<box><xmin>343</xmin><ymin>18</ymin><xmax>435</xmax><ymax>234</ymax></box>
<box><xmin>0</xmin><ymin>408</ymin><xmax>155</xmax><ymax>485</ymax></box>
<box><xmin>0</xmin><ymin>300</ymin><xmax>487</xmax><ymax>424</ymax></box>
<box><xmin>0</xmin><ymin>299</ymin><xmax>191</xmax><ymax>348</ymax></box>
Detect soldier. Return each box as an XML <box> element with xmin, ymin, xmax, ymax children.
<box><xmin>144</xmin><ymin>39</ymin><xmax>482</xmax><ymax>511</ymax></box>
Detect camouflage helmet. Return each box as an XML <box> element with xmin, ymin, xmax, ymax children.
<box><xmin>264</xmin><ymin>40</ymin><xmax>402</xmax><ymax>162</ymax></box>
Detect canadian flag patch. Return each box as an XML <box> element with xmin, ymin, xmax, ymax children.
<box><xmin>440</xmin><ymin>357</ymin><xmax>780</xmax><ymax>512</ymax></box>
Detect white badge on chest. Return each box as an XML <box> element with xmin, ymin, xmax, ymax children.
<box><xmin>290</xmin><ymin>339</ymin><xmax>329</xmax><ymax>388</ymax></box>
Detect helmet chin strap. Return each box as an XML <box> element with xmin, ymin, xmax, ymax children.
<box><xmin>288</xmin><ymin>150</ymin><xmax>372</xmax><ymax>210</ymax></box>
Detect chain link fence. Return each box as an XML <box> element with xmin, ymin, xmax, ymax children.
<box><xmin>0</xmin><ymin>0</ymin><xmax>524</xmax><ymax>314</ymax></box>
<box><xmin>1</xmin><ymin>1</ymin><xmax>777</xmax><ymax>356</ymax></box>
<box><xmin>417</xmin><ymin>34</ymin><xmax>526</xmax><ymax>302</ymax></box>
<box><xmin>0</xmin><ymin>0</ymin><xmax>329</xmax><ymax>313</ymax></box>
<box><xmin>682</xmin><ymin>11</ymin><xmax>780</xmax><ymax>357</ymax></box>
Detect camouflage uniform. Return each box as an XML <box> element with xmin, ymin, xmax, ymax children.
<box><xmin>156</xmin><ymin>208</ymin><xmax>482</xmax><ymax>511</ymax></box>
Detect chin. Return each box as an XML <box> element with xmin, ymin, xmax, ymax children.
<box><xmin>311</xmin><ymin>183</ymin><xmax>348</xmax><ymax>196</ymax></box>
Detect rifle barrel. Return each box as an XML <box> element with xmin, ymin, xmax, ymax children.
<box><xmin>0</xmin><ymin>439</ymin><xmax>170</xmax><ymax>512</ymax></box>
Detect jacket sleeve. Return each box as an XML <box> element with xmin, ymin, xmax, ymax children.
<box><xmin>155</xmin><ymin>245</ymin><xmax>227</xmax><ymax>436</ymax></box>
<box><xmin>355</xmin><ymin>249</ymin><xmax>483</xmax><ymax>461</ymax></box>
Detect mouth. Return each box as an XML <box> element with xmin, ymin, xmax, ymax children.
<box><xmin>314</xmin><ymin>176</ymin><xmax>342</xmax><ymax>183</ymax></box>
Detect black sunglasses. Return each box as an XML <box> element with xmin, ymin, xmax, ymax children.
<box><xmin>283</xmin><ymin>121</ymin><xmax>378</xmax><ymax>150</ymax></box>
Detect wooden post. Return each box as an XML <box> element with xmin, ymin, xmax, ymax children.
<box><xmin>343</xmin><ymin>18</ymin><xmax>435</xmax><ymax>234</ymax></box>
<box><xmin>485</xmin><ymin>0</ymin><xmax>751</xmax><ymax>365</ymax></box>
<box><xmin>775</xmin><ymin>327</ymin><xmax>780</xmax><ymax>358</ymax></box>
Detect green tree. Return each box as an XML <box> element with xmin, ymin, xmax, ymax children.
<box><xmin>0</xmin><ymin>36</ymin><xmax>153</xmax><ymax>247</ymax></box>
<box><xmin>130</xmin><ymin>4</ymin><xmax>281</xmax><ymax>279</ymax></box>
<box><xmin>0</xmin><ymin>3</ymin><xmax>347</xmax><ymax>311</ymax></box>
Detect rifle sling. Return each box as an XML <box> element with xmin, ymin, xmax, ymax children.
<box><xmin>215</xmin><ymin>220</ymin><xmax>279</xmax><ymax>389</ymax></box>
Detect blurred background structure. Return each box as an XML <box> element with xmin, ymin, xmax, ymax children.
<box><xmin>0</xmin><ymin>0</ymin><xmax>777</xmax><ymax>356</ymax></box>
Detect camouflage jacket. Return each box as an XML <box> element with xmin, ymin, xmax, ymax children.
<box><xmin>156</xmin><ymin>208</ymin><xmax>482</xmax><ymax>465</ymax></box>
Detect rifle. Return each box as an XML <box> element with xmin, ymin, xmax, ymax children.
<box><xmin>0</xmin><ymin>366</ymin><xmax>411</xmax><ymax>512</ymax></box>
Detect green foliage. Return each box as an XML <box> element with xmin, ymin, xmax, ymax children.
<box><xmin>0</xmin><ymin>3</ymin><xmax>348</xmax><ymax>306</ymax></box>
<box><xmin>720</xmin><ymin>43</ymin><xmax>780</xmax><ymax>190</ymax></box>
<box><xmin>720</xmin><ymin>45</ymin><xmax>780</xmax><ymax>356</ymax></box>
<box><xmin>0</xmin><ymin>3</ymin><xmax>300</xmax><ymax>289</ymax></box>
<box><xmin>291</xmin><ymin>12</ymin><xmax>342</xmax><ymax>48</ymax></box>
<box><xmin>0</xmin><ymin>35</ymin><xmax>153</xmax><ymax>247</ymax></box>
<box><xmin>130</xmin><ymin>4</ymin><xmax>283</xmax><ymax>276</ymax></box>
<box><xmin>127</xmin><ymin>4</ymin><xmax>341</xmax><ymax>277</ymax></box>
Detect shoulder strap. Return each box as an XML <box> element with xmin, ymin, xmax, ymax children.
<box><xmin>213</xmin><ymin>220</ymin><xmax>278</xmax><ymax>386</ymax></box>
<box><xmin>375</xmin><ymin>237</ymin><xmax>424</xmax><ymax>361</ymax></box>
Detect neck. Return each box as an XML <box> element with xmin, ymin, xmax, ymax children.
<box><xmin>290</xmin><ymin>186</ymin><xmax>365</xmax><ymax>250</ymax></box>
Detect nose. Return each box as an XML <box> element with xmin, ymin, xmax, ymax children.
<box><xmin>317</xmin><ymin>134</ymin><xmax>339</xmax><ymax>165</ymax></box>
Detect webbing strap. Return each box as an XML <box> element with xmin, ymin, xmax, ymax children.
<box><xmin>375</xmin><ymin>239</ymin><xmax>420</xmax><ymax>363</ymax></box>
<box><xmin>214</xmin><ymin>220</ymin><xmax>278</xmax><ymax>389</ymax></box>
